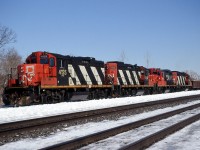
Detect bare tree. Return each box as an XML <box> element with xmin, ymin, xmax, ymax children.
<box><xmin>0</xmin><ymin>25</ymin><xmax>21</xmax><ymax>89</ymax></box>
<box><xmin>145</xmin><ymin>51</ymin><xmax>150</xmax><ymax>68</ymax></box>
<box><xmin>119</xmin><ymin>50</ymin><xmax>127</xmax><ymax>62</ymax></box>
<box><xmin>0</xmin><ymin>48</ymin><xmax>22</xmax><ymax>87</ymax></box>
<box><xmin>0</xmin><ymin>25</ymin><xmax>16</xmax><ymax>49</ymax></box>
<box><xmin>0</xmin><ymin>25</ymin><xmax>21</xmax><ymax>104</ymax></box>
<box><xmin>185</xmin><ymin>70</ymin><xmax>200</xmax><ymax>80</ymax></box>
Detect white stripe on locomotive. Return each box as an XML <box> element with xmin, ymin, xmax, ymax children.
<box><xmin>181</xmin><ymin>76</ymin><xmax>186</xmax><ymax>85</ymax></box>
<box><xmin>91</xmin><ymin>66</ymin><xmax>102</xmax><ymax>85</ymax></box>
<box><xmin>177</xmin><ymin>76</ymin><xmax>180</xmax><ymax>85</ymax></box>
<box><xmin>101</xmin><ymin>68</ymin><xmax>105</xmax><ymax>77</ymax></box>
<box><xmin>138</xmin><ymin>71</ymin><xmax>141</xmax><ymax>77</ymax></box>
<box><xmin>68</xmin><ymin>64</ymin><xmax>81</xmax><ymax>85</ymax></box>
<box><xmin>68</xmin><ymin>64</ymin><xmax>74</xmax><ymax>85</ymax></box>
<box><xmin>117</xmin><ymin>78</ymin><xmax>120</xmax><ymax>85</ymax></box>
<box><xmin>79</xmin><ymin>65</ymin><xmax>92</xmax><ymax>85</ymax></box>
<box><xmin>180</xmin><ymin>76</ymin><xmax>184</xmax><ymax>85</ymax></box>
<box><xmin>126</xmin><ymin>70</ymin><xmax>134</xmax><ymax>85</ymax></box>
<box><xmin>119</xmin><ymin>70</ymin><xmax>127</xmax><ymax>85</ymax></box>
<box><xmin>177</xmin><ymin>76</ymin><xmax>182</xmax><ymax>85</ymax></box>
<box><xmin>132</xmin><ymin>71</ymin><xmax>140</xmax><ymax>85</ymax></box>
<box><xmin>183</xmin><ymin>77</ymin><xmax>186</xmax><ymax>85</ymax></box>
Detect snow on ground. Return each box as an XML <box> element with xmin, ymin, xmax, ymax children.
<box><xmin>147</xmin><ymin>120</ymin><xmax>200</xmax><ymax>150</ymax></box>
<box><xmin>0</xmin><ymin>90</ymin><xmax>200</xmax><ymax>124</ymax></box>
<box><xmin>1</xmin><ymin>99</ymin><xmax>200</xmax><ymax>150</ymax></box>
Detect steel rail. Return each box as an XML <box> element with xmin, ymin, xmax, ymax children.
<box><xmin>40</xmin><ymin>102</ymin><xmax>200</xmax><ymax>150</ymax></box>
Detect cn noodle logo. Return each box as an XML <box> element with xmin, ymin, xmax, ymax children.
<box><xmin>21</xmin><ymin>65</ymin><xmax>35</xmax><ymax>83</ymax></box>
<box><xmin>59</xmin><ymin>69</ymin><xmax>67</xmax><ymax>77</ymax></box>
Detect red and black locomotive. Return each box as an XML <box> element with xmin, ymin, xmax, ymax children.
<box><xmin>3</xmin><ymin>51</ymin><xmax>193</xmax><ymax>106</ymax></box>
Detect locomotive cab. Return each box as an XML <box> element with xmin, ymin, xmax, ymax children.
<box><xmin>161</xmin><ymin>70</ymin><xmax>173</xmax><ymax>85</ymax></box>
<box><xmin>105</xmin><ymin>63</ymin><xmax>118</xmax><ymax>85</ymax></box>
<box><xmin>148</xmin><ymin>68</ymin><xmax>166</xmax><ymax>86</ymax></box>
<box><xmin>7</xmin><ymin>51</ymin><xmax>57</xmax><ymax>88</ymax></box>
<box><xmin>172</xmin><ymin>71</ymin><xmax>186</xmax><ymax>86</ymax></box>
<box><xmin>172</xmin><ymin>71</ymin><xmax>191</xmax><ymax>91</ymax></box>
<box><xmin>137</xmin><ymin>66</ymin><xmax>149</xmax><ymax>85</ymax></box>
<box><xmin>17</xmin><ymin>52</ymin><xmax>57</xmax><ymax>87</ymax></box>
<box><xmin>181</xmin><ymin>72</ymin><xmax>191</xmax><ymax>86</ymax></box>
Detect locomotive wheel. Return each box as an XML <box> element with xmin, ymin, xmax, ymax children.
<box><xmin>131</xmin><ymin>89</ymin><xmax>137</xmax><ymax>96</ymax></box>
<box><xmin>102</xmin><ymin>90</ymin><xmax>108</xmax><ymax>99</ymax></box>
<box><xmin>41</xmin><ymin>95</ymin><xmax>46</xmax><ymax>104</ymax></box>
<box><xmin>95</xmin><ymin>90</ymin><xmax>100</xmax><ymax>99</ymax></box>
<box><xmin>2</xmin><ymin>94</ymin><xmax>11</xmax><ymax>105</ymax></box>
<box><xmin>146</xmin><ymin>89</ymin><xmax>150</xmax><ymax>95</ymax></box>
<box><xmin>104</xmin><ymin>89</ymin><xmax>109</xmax><ymax>99</ymax></box>
<box><xmin>18</xmin><ymin>96</ymin><xmax>32</xmax><ymax>106</ymax></box>
<box><xmin>46</xmin><ymin>95</ymin><xmax>52</xmax><ymax>103</ymax></box>
<box><xmin>65</xmin><ymin>92</ymin><xmax>71</xmax><ymax>101</ymax></box>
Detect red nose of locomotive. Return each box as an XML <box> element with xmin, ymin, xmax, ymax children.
<box><xmin>18</xmin><ymin>64</ymin><xmax>40</xmax><ymax>86</ymax></box>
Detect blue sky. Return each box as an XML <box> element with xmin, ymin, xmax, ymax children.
<box><xmin>0</xmin><ymin>0</ymin><xmax>200</xmax><ymax>73</ymax></box>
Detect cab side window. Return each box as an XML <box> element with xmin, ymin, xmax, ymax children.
<box><xmin>50</xmin><ymin>58</ymin><xmax>55</xmax><ymax>67</ymax></box>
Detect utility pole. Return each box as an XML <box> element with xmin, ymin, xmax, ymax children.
<box><xmin>145</xmin><ymin>51</ymin><xmax>150</xmax><ymax>68</ymax></box>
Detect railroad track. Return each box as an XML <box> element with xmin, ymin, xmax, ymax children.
<box><xmin>41</xmin><ymin>102</ymin><xmax>200</xmax><ymax>150</ymax></box>
<box><xmin>0</xmin><ymin>94</ymin><xmax>200</xmax><ymax>146</ymax></box>
<box><xmin>119</xmin><ymin>113</ymin><xmax>200</xmax><ymax>150</ymax></box>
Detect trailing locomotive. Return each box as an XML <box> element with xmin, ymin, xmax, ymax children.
<box><xmin>2</xmin><ymin>51</ymin><xmax>192</xmax><ymax>106</ymax></box>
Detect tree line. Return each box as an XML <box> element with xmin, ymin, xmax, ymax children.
<box><xmin>0</xmin><ymin>25</ymin><xmax>22</xmax><ymax>91</ymax></box>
